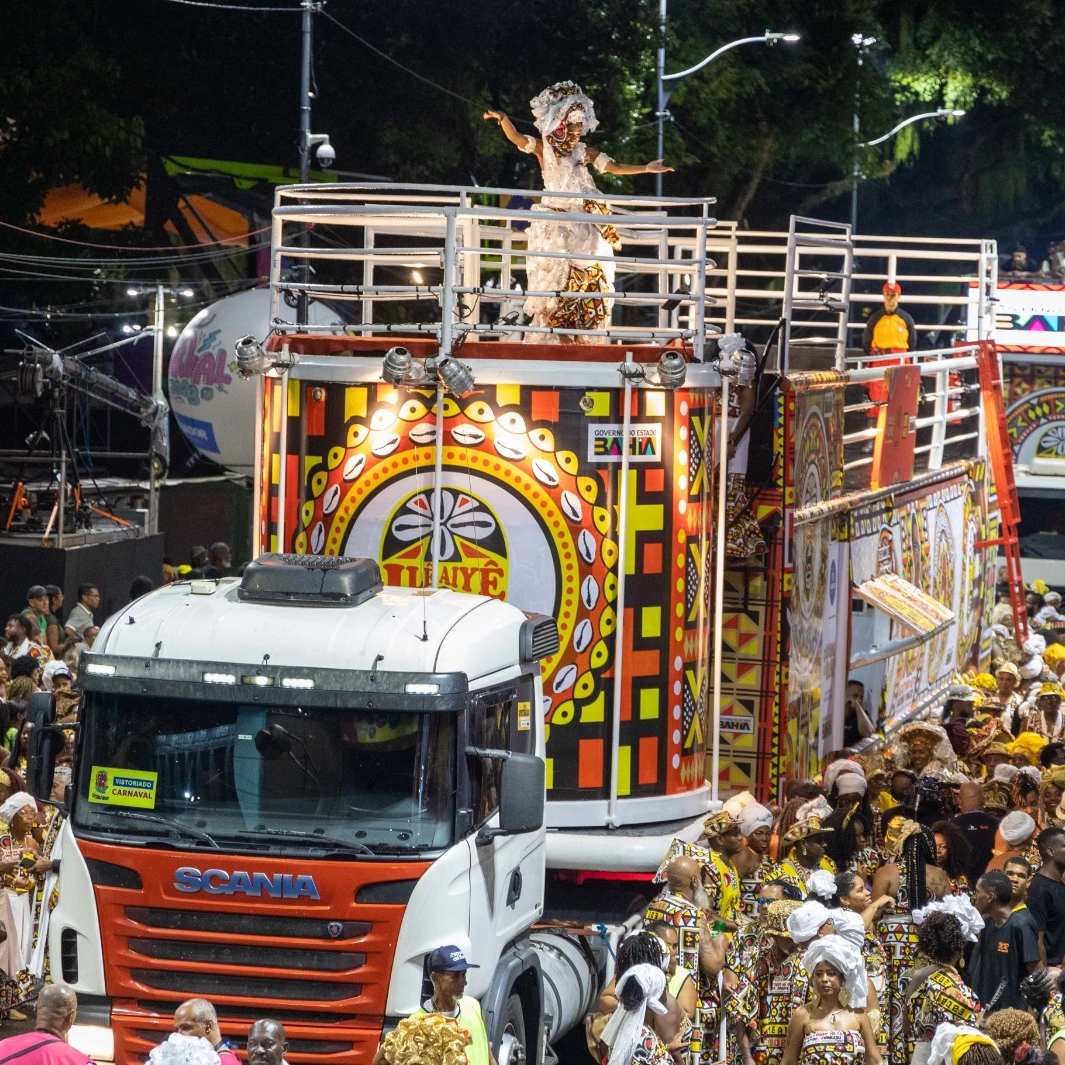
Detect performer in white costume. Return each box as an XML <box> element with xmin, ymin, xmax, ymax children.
<box><xmin>485</xmin><ymin>81</ymin><xmax>672</xmax><ymax>342</ymax></box>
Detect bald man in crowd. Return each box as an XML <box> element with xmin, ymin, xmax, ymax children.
<box><xmin>247</xmin><ymin>1020</ymin><xmax>288</xmax><ymax>1065</ymax></box>
<box><xmin>0</xmin><ymin>984</ymin><xmax>92</xmax><ymax>1064</ymax></box>
<box><xmin>174</xmin><ymin>998</ymin><xmax>240</xmax><ymax>1065</ymax></box>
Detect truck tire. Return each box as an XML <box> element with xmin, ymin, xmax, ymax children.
<box><xmin>498</xmin><ymin>992</ymin><xmax>527</xmax><ymax>1065</ymax></box>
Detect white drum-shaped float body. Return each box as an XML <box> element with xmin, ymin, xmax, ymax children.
<box><xmin>168</xmin><ymin>287</ymin><xmax>342</xmax><ymax>473</ymax></box>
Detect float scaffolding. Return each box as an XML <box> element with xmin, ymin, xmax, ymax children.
<box><xmin>253</xmin><ymin>182</ymin><xmax>1007</xmax><ymax>819</ymax></box>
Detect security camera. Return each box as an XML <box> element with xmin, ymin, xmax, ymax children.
<box><xmin>314</xmin><ymin>138</ymin><xmax>335</xmax><ymax>168</ymax></box>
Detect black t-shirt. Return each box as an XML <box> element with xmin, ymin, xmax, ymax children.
<box><xmin>952</xmin><ymin>811</ymin><xmax>1000</xmax><ymax>883</ymax></box>
<box><xmin>968</xmin><ymin>909</ymin><xmax>1041</xmax><ymax>1011</ymax></box>
<box><xmin>1026</xmin><ymin>871</ymin><xmax>1065</xmax><ymax>964</ymax></box>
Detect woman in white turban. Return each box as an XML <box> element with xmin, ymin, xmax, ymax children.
<box><xmin>786</xmin><ymin>900</ymin><xmax>834</xmax><ymax>946</ymax></box>
<box><xmin>780</xmin><ymin>934</ymin><xmax>883</xmax><ymax>1065</ymax></box>
<box><xmin>735</xmin><ymin>801</ymin><xmax>777</xmax><ymax>919</ymax></box>
<box><xmin>599</xmin><ymin>962</ymin><xmax>671</xmax><ymax>1065</ymax></box>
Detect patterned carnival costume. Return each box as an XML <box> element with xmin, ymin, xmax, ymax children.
<box><xmin>649</xmin><ymin>820</ymin><xmax>741</xmax><ymax>1063</ymax></box>
<box><xmin>644</xmin><ymin>877</ymin><xmax>709</xmax><ymax>1063</ymax></box>
<box><xmin>875</xmin><ymin>819</ymin><xmax>939</xmax><ymax>1065</ymax></box>
<box><xmin>794</xmin><ymin>935</ymin><xmax>875</xmax><ymax>1065</ymax></box>
<box><xmin>735</xmin><ymin>899</ymin><xmax>808</xmax><ymax>1065</ymax></box>
<box><xmin>520</xmin><ymin>82</ymin><xmax>621</xmax><ymax>341</ymax></box>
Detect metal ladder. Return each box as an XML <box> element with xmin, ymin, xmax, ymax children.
<box><xmin>974</xmin><ymin>338</ymin><xmax>1028</xmax><ymax>643</ymax></box>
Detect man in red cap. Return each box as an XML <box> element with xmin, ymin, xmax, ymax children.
<box><xmin>861</xmin><ymin>281</ymin><xmax>916</xmax><ymax>429</ymax></box>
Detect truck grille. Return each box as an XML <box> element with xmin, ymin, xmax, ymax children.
<box><xmin>126</xmin><ymin>906</ymin><xmax>370</xmax><ymax>940</ymax></box>
<box><xmin>128</xmin><ymin>937</ymin><xmax>365</xmax><ymax>972</ymax></box>
<box><xmin>131</xmin><ymin>968</ymin><xmax>358</xmax><ymax>1001</ymax></box>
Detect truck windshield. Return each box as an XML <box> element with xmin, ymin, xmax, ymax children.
<box><xmin>72</xmin><ymin>693</ymin><xmax>455</xmax><ymax>855</ymax></box>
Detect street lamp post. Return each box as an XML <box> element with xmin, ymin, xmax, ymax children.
<box><xmin>656</xmin><ymin>20</ymin><xmax>800</xmax><ymax>196</ymax></box>
<box><xmin>850</xmin><ymin>34</ymin><xmax>877</xmax><ymax>235</ymax></box>
<box><xmin>851</xmin><ymin>106</ymin><xmax>966</xmax><ymax>231</ymax></box>
<box><xmin>297</xmin><ymin>0</ymin><xmax>314</xmax><ymax>325</ymax></box>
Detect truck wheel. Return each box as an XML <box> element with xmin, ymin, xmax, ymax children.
<box><xmin>498</xmin><ymin>992</ymin><xmax>527</xmax><ymax>1065</ymax></box>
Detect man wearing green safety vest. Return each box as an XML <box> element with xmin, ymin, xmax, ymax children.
<box><xmin>375</xmin><ymin>944</ymin><xmax>497</xmax><ymax>1065</ymax></box>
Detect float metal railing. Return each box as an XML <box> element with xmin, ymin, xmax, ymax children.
<box><xmin>271</xmin><ymin>185</ymin><xmax>997</xmax><ymax>369</ymax></box>
<box><xmin>271</xmin><ymin>183</ymin><xmax>719</xmax><ymax>357</ymax></box>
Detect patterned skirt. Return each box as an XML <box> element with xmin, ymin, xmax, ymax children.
<box><xmin>877</xmin><ymin>911</ymin><xmax>920</xmax><ymax>1064</ymax></box>
<box><xmin>798</xmin><ymin>1030</ymin><xmax>865</xmax><ymax>1065</ymax></box>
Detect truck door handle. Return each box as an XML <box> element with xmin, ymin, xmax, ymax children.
<box><xmin>506</xmin><ymin>868</ymin><xmax>522</xmax><ymax>907</ymax></box>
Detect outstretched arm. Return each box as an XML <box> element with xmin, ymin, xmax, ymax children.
<box><xmin>586</xmin><ymin>148</ymin><xmax>674</xmax><ymax>176</ymax></box>
<box><xmin>483</xmin><ymin>111</ymin><xmax>541</xmax><ymax>160</ymax></box>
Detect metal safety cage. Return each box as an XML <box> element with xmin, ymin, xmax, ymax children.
<box><xmin>269</xmin><ymin>182</ymin><xmax>718</xmax><ymax>357</ymax></box>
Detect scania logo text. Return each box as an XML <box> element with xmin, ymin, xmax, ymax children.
<box><xmin>174</xmin><ymin>867</ymin><xmax>321</xmax><ymax>899</ymax></box>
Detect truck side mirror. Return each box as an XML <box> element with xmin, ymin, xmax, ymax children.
<box><xmin>26</xmin><ymin>691</ymin><xmax>58</xmax><ymax>803</ymax></box>
<box><xmin>472</xmin><ymin>751</ymin><xmax>545</xmax><ymax>846</ymax></box>
<box><xmin>498</xmin><ymin>753</ymin><xmax>545</xmax><ymax>835</ymax></box>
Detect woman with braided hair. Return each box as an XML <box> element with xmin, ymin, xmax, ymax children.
<box><xmin>983</xmin><ymin>1008</ymin><xmax>1043</xmax><ymax>1064</ymax></box>
<box><xmin>872</xmin><ymin>813</ymin><xmax>954</xmax><ymax>1064</ymax></box>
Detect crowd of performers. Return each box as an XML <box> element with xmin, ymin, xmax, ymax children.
<box><xmin>598</xmin><ymin>650</ymin><xmax>1065</xmax><ymax>1065</ymax></box>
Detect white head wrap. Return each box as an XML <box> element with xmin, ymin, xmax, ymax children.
<box><xmin>1020</xmin><ymin>655</ymin><xmax>1045</xmax><ymax>680</ymax></box>
<box><xmin>806</xmin><ymin>869</ymin><xmax>837</xmax><ymax>902</ymax></box>
<box><xmin>147</xmin><ymin>1035</ymin><xmax>221</xmax><ymax>1065</ymax></box>
<box><xmin>795</xmin><ymin>795</ymin><xmax>833</xmax><ymax>822</ymax></box>
<box><xmin>1024</xmin><ymin>634</ymin><xmax>1048</xmax><ymax>657</ymax></box>
<box><xmin>912</xmin><ymin>894</ymin><xmax>984</xmax><ymax>942</ymax></box>
<box><xmin>739</xmin><ymin>802</ymin><xmax>774</xmax><ymax>837</ymax></box>
<box><xmin>799</xmin><ymin>934</ymin><xmax>867</xmax><ymax>1009</ymax></box>
<box><xmin>828</xmin><ymin>908</ymin><xmax>866</xmax><ymax>950</ymax></box>
<box><xmin>928</xmin><ymin>1024</ymin><xmax>999</xmax><ymax>1065</ymax></box>
<box><xmin>786</xmin><ymin>900</ymin><xmax>832</xmax><ymax>945</ymax></box>
<box><xmin>529</xmin><ymin>81</ymin><xmax>599</xmax><ymax>137</ymax></box>
<box><xmin>601</xmin><ymin>963</ymin><xmax>668</xmax><ymax>1065</ymax></box>
<box><xmin>993</xmin><ymin>763</ymin><xmax>1019</xmax><ymax>782</ymax></box>
<box><xmin>823</xmin><ymin>758</ymin><xmax>867</xmax><ymax>797</ymax></box>
<box><xmin>1000</xmin><ymin>810</ymin><xmax>1036</xmax><ymax>846</ymax></box>
<box><xmin>0</xmin><ymin>791</ymin><xmax>36</xmax><ymax>826</ymax></box>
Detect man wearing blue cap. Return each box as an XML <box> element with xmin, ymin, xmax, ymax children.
<box><xmin>402</xmin><ymin>944</ymin><xmax>496</xmax><ymax>1065</ymax></box>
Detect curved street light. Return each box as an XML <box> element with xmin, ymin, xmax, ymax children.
<box><xmin>859</xmin><ymin>107</ymin><xmax>966</xmax><ymax>148</ymax></box>
<box><xmin>655</xmin><ymin>23</ymin><xmax>800</xmax><ymax>195</ymax></box>
<box><xmin>851</xmin><ymin>106</ymin><xmax>966</xmax><ymax>230</ymax></box>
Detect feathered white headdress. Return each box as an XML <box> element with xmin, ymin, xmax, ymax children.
<box><xmin>529</xmin><ymin>81</ymin><xmax>599</xmax><ymax>136</ymax></box>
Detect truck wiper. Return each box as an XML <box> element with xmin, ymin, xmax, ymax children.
<box><xmin>103</xmin><ymin>809</ymin><xmax>220</xmax><ymax>848</ymax></box>
<box><xmin>250</xmin><ymin>828</ymin><xmax>377</xmax><ymax>856</ymax></box>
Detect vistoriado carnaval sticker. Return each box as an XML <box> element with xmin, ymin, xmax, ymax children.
<box><xmin>89</xmin><ymin>766</ymin><xmax>159</xmax><ymax>809</ymax></box>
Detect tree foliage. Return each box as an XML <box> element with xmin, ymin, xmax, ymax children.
<box><xmin>0</xmin><ymin>1</ymin><xmax>146</xmax><ymax>223</ymax></box>
<box><xmin>5</xmin><ymin>0</ymin><xmax>1065</xmax><ymax>251</ymax></box>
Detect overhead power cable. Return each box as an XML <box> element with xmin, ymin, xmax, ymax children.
<box><xmin>0</xmin><ymin>218</ymin><xmax>271</xmax><ymax>252</ymax></box>
<box><xmin>154</xmin><ymin>0</ymin><xmax>302</xmax><ymax>11</ymax></box>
